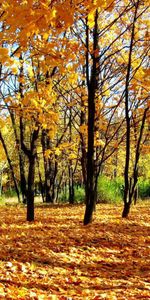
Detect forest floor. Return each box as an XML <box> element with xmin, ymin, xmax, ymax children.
<box><xmin>0</xmin><ymin>201</ymin><xmax>149</xmax><ymax>299</ymax></box>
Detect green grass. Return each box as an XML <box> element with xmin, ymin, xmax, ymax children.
<box><xmin>1</xmin><ymin>177</ymin><xmax>149</xmax><ymax>206</ymax></box>
<box><xmin>59</xmin><ymin>185</ymin><xmax>85</xmax><ymax>203</ymax></box>
<box><xmin>138</xmin><ymin>179</ymin><xmax>150</xmax><ymax>199</ymax></box>
<box><xmin>97</xmin><ymin>175</ymin><xmax>123</xmax><ymax>204</ymax></box>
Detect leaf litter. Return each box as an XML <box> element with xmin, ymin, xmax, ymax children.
<box><xmin>0</xmin><ymin>202</ymin><xmax>149</xmax><ymax>299</ymax></box>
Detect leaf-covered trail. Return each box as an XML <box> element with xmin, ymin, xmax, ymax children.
<box><xmin>0</xmin><ymin>202</ymin><xmax>149</xmax><ymax>299</ymax></box>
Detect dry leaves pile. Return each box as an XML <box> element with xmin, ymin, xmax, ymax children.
<box><xmin>0</xmin><ymin>202</ymin><xmax>150</xmax><ymax>299</ymax></box>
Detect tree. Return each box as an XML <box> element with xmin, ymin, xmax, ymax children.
<box><xmin>0</xmin><ymin>129</ymin><xmax>20</xmax><ymax>202</ymax></box>
<box><xmin>121</xmin><ymin>0</ymin><xmax>149</xmax><ymax>217</ymax></box>
<box><xmin>83</xmin><ymin>10</ymin><xmax>99</xmax><ymax>225</ymax></box>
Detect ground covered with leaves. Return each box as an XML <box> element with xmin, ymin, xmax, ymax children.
<box><xmin>0</xmin><ymin>202</ymin><xmax>150</xmax><ymax>299</ymax></box>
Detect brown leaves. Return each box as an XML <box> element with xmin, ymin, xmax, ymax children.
<box><xmin>0</xmin><ymin>202</ymin><xmax>150</xmax><ymax>299</ymax></box>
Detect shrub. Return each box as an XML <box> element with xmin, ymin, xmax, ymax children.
<box><xmin>97</xmin><ymin>175</ymin><xmax>123</xmax><ymax>204</ymax></box>
<box><xmin>74</xmin><ymin>186</ymin><xmax>85</xmax><ymax>203</ymax></box>
<box><xmin>3</xmin><ymin>189</ymin><xmax>17</xmax><ymax>198</ymax></box>
<box><xmin>59</xmin><ymin>185</ymin><xmax>85</xmax><ymax>203</ymax></box>
<box><xmin>138</xmin><ymin>179</ymin><xmax>150</xmax><ymax>199</ymax></box>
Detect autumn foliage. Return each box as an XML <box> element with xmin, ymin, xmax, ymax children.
<box><xmin>0</xmin><ymin>202</ymin><xmax>150</xmax><ymax>299</ymax></box>
<box><xmin>0</xmin><ymin>1</ymin><xmax>149</xmax><ymax>298</ymax></box>
<box><xmin>0</xmin><ymin>0</ymin><xmax>149</xmax><ymax>224</ymax></box>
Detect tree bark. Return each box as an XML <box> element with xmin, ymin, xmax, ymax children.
<box><xmin>122</xmin><ymin>1</ymin><xmax>139</xmax><ymax>218</ymax></box>
<box><xmin>27</xmin><ymin>155</ymin><xmax>35</xmax><ymax>221</ymax></box>
<box><xmin>0</xmin><ymin>130</ymin><xmax>21</xmax><ymax>202</ymax></box>
<box><xmin>68</xmin><ymin>163</ymin><xmax>74</xmax><ymax>204</ymax></box>
<box><xmin>19</xmin><ymin>117</ymin><xmax>27</xmax><ymax>203</ymax></box>
<box><xmin>21</xmin><ymin>125</ymin><xmax>39</xmax><ymax>221</ymax></box>
<box><xmin>41</xmin><ymin>129</ymin><xmax>54</xmax><ymax>203</ymax></box>
<box><xmin>84</xmin><ymin>10</ymin><xmax>99</xmax><ymax>225</ymax></box>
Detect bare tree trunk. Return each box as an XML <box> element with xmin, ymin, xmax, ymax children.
<box><xmin>21</xmin><ymin>126</ymin><xmax>39</xmax><ymax>221</ymax></box>
<box><xmin>41</xmin><ymin>130</ymin><xmax>53</xmax><ymax>203</ymax></box>
<box><xmin>122</xmin><ymin>1</ymin><xmax>139</xmax><ymax>218</ymax></box>
<box><xmin>80</xmin><ymin>96</ymin><xmax>87</xmax><ymax>187</ymax></box>
<box><xmin>68</xmin><ymin>107</ymin><xmax>75</xmax><ymax>204</ymax></box>
<box><xmin>19</xmin><ymin>117</ymin><xmax>27</xmax><ymax>203</ymax></box>
<box><xmin>0</xmin><ymin>130</ymin><xmax>21</xmax><ymax>202</ymax></box>
<box><xmin>27</xmin><ymin>155</ymin><xmax>35</xmax><ymax>221</ymax></box>
<box><xmin>84</xmin><ymin>10</ymin><xmax>99</xmax><ymax>225</ymax></box>
<box><xmin>36</xmin><ymin>154</ymin><xmax>45</xmax><ymax>203</ymax></box>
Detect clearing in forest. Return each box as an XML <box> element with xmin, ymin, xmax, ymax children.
<box><xmin>0</xmin><ymin>202</ymin><xmax>150</xmax><ymax>299</ymax></box>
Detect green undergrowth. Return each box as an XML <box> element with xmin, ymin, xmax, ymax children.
<box><xmin>138</xmin><ymin>179</ymin><xmax>150</xmax><ymax>199</ymax></box>
<box><xmin>97</xmin><ymin>175</ymin><xmax>123</xmax><ymax>204</ymax></box>
<box><xmin>0</xmin><ymin>177</ymin><xmax>149</xmax><ymax>206</ymax></box>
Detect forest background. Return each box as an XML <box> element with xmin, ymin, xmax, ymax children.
<box><xmin>0</xmin><ymin>1</ymin><xmax>150</xmax><ymax>299</ymax></box>
<box><xmin>0</xmin><ymin>0</ymin><xmax>149</xmax><ymax>223</ymax></box>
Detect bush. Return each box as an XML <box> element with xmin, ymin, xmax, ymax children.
<box><xmin>138</xmin><ymin>180</ymin><xmax>150</xmax><ymax>199</ymax></box>
<box><xmin>74</xmin><ymin>186</ymin><xmax>85</xmax><ymax>203</ymax></box>
<box><xmin>97</xmin><ymin>175</ymin><xmax>123</xmax><ymax>204</ymax></box>
<box><xmin>59</xmin><ymin>185</ymin><xmax>85</xmax><ymax>203</ymax></box>
<box><xmin>3</xmin><ymin>189</ymin><xmax>17</xmax><ymax>198</ymax></box>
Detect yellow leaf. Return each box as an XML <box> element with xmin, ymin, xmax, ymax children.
<box><xmin>88</xmin><ymin>9</ymin><xmax>96</xmax><ymax>28</ymax></box>
<box><xmin>11</xmin><ymin>67</ymin><xmax>18</xmax><ymax>74</ymax></box>
<box><xmin>55</xmin><ymin>147</ymin><xmax>61</xmax><ymax>156</ymax></box>
<box><xmin>28</xmin><ymin>66</ymin><xmax>34</xmax><ymax>78</ymax></box>
<box><xmin>79</xmin><ymin>125</ymin><xmax>87</xmax><ymax>134</ymax></box>
<box><xmin>68</xmin><ymin>153</ymin><xmax>76</xmax><ymax>160</ymax></box>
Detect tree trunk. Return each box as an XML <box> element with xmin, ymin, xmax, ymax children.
<box><xmin>68</xmin><ymin>107</ymin><xmax>75</xmax><ymax>204</ymax></box>
<box><xmin>19</xmin><ymin>117</ymin><xmax>27</xmax><ymax>203</ymax></box>
<box><xmin>27</xmin><ymin>155</ymin><xmax>35</xmax><ymax>221</ymax></box>
<box><xmin>0</xmin><ymin>130</ymin><xmax>21</xmax><ymax>202</ymax></box>
<box><xmin>51</xmin><ymin>159</ymin><xmax>58</xmax><ymax>203</ymax></box>
<box><xmin>0</xmin><ymin>170</ymin><xmax>3</xmax><ymax>196</ymax></box>
<box><xmin>84</xmin><ymin>10</ymin><xmax>99</xmax><ymax>225</ymax></box>
<box><xmin>41</xmin><ymin>129</ymin><xmax>53</xmax><ymax>203</ymax></box>
<box><xmin>36</xmin><ymin>154</ymin><xmax>45</xmax><ymax>202</ymax></box>
<box><xmin>68</xmin><ymin>164</ymin><xmax>74</xmax><ymax>204</ymax></box>
<box><xmin>80</xmin><ymin>90</ymin><xmax>87</xmax><ymax>187</ymax></box>
<box><xmin>122</xmin><ymin>201</ymin><xmax>131</xmax><ymax>218</ymax></box>
<box><xmin>122</xmin><ymin>1</ymin><xmax>139</xmax><ymax>217</ymax></box>
<box><xmin>21</xmin><ymin>126</ymin><xmax>39</xmax><ymax>221</ymax></box>
<box><xmin>7</xmin><ymin>109</ymin><xmax>27</xmax><ymax>203</ymax></box>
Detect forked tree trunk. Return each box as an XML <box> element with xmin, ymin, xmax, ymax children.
<box><xmin>21</xmin><ymin>126</ymin><xmax>39</xmax><ymax>221</ymax></box>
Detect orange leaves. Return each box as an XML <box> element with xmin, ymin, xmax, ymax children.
<box><xmin>0</xmin><ymin>47</ymin><xmax>9</xmax><ymax>57</ymax></box>
<box><xmin>87</xmin><ymin>0</ymin><xmax>115</xmax><ymax>28</ymax></box>
<box><xmin>0</xmin><ymin>47</ymin><xmax>13</xmax><ymax>67</ymax></box>
<box><xmin>0</xmin><ymin>203</ymin><xmax>150</xmax><ymax>298</ymax></box>
<box><xmin>79</xmin><ymin>124</ymin><xmax>87</xmax><ymax>134</ymax></box>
